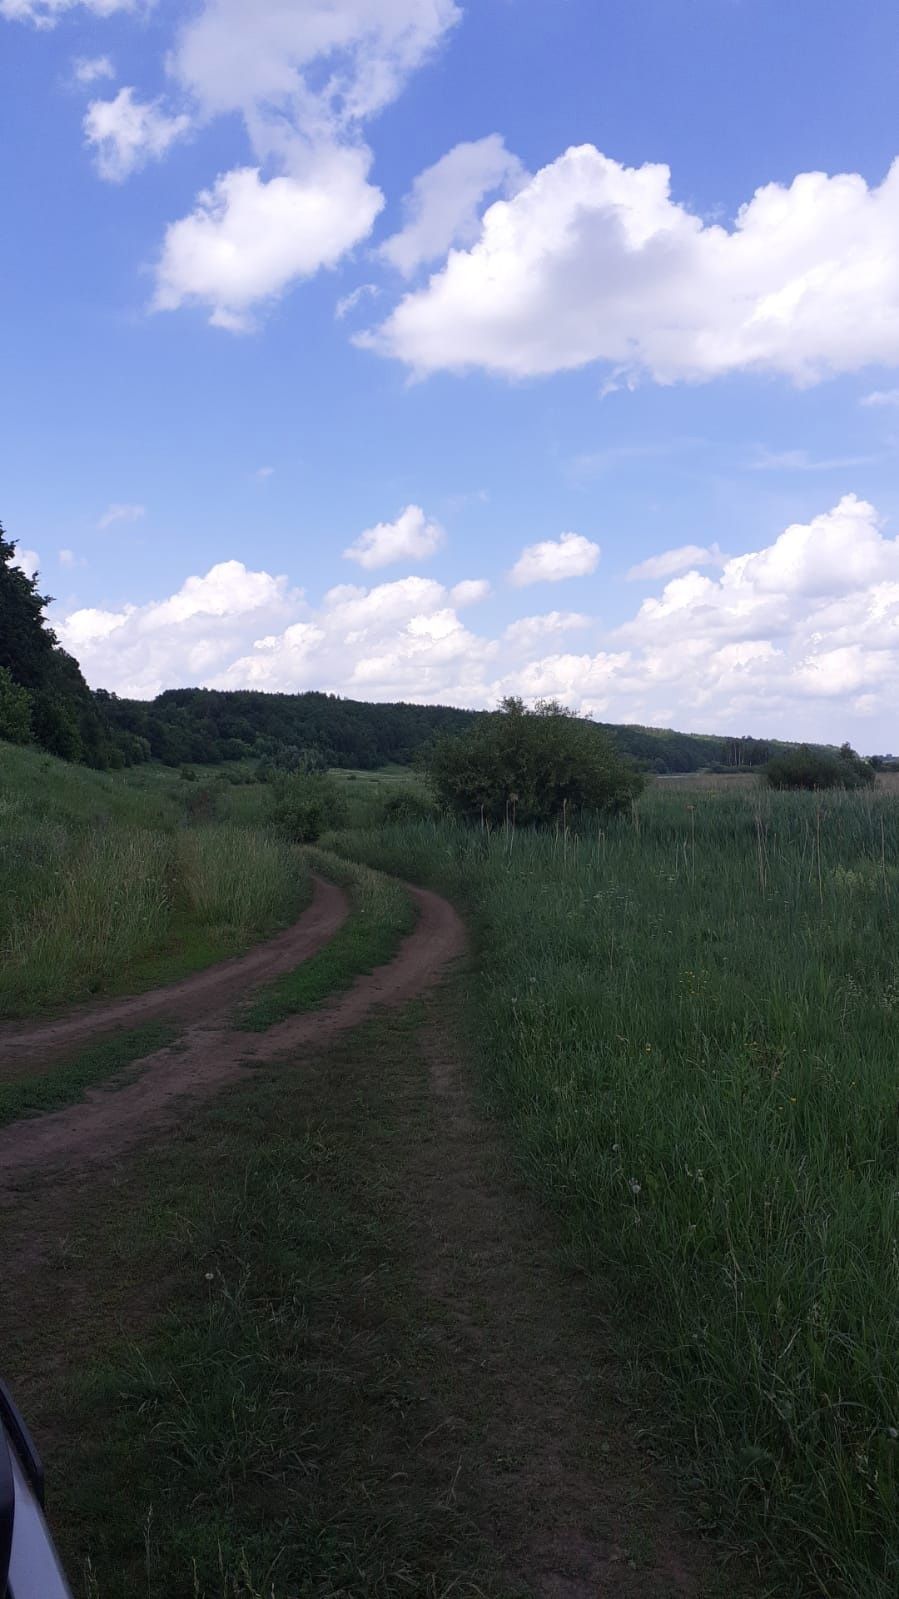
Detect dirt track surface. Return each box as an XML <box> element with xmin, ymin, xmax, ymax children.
<box><xmin>0</xmin><ymin>874</ymin><xmax>349</xmax><ymax>1075</ymax></box>
<box><xmin>0</xmin><ymin>884</ymin><xmax>465</xmax><ymax>1188</ymax></box>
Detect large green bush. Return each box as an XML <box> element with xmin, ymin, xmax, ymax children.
<box><xmin>426</xmin><ymin>696</ymin><xmax>643</xmax><ymax>827</ymax></box>
<box><xmin>765</xmin><ymin>742</ymin><xmax>875</xmax><ymax>791</ymax></box>
<box><xmin>270</xmin><ymin>772</ymin><xmax>348</xmax><ymax>843</ymax></box>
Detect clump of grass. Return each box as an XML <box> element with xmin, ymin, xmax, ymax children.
<box><xmin>333</xmin><ymin>785</ymin><xmax>899</xmax><ymax>1598</ymax></box>
<box><xmin>238</xmin><ymin>847</ymin><xmax>414</xmax><ymax>1030</ymax></box>
<box><xmin>0</xmin><ymin>1023</ymin><xmax>178</xmax><ymax>1128</ymax></box>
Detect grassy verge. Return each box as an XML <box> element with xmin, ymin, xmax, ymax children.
<box><xmin>237</xmin><ymin>846</ymin><xmax>414</xmax><ymax>1031</ymax></box>
<box><xmin>331</xmin><ymin>787</ymin><xmax>899</xmax><ymax>1599</ymax></box>
<box><xmin>1</xmin><ymin>1012</ymin><xmax>515</xmax><ymax>1599</ymax></box>
<box><xmin>0</xmin><ymin>1023</ymin><xmax>179</xmax><ymax>1129</ymax></box>
<box><xmin>0</xmin><ymin>745</ymin><xmax>310</xmax><ymax>1018</ymax></box>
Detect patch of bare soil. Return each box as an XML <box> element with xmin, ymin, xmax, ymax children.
<box><xmin>0</xmin><ymin>874</ymin><xmax>349</xmax><ymax>1076</ymax></box>
<box><xmin>0</xmin><ymin>885</ymin><xmax>465</xmax><ymax>1188</ymax></box>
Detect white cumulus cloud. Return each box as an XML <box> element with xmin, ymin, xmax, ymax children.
<box><xmin>343</xmin><ymin>504</ymin><xmax>444</xmax><ymax>570</ymax></box>
<box><xmin>365</xmin><ymin>143</ymin><xmax>899</xmax><ymax>387</ymax></box>
<box><xmin>380</xmin><ymin>135</ymin><xmax>525</xmax><ymax>277</ymax></box>
<box><xmin>449</xmin><ymin>578</ymin><xmax>490</xmax><ymax>607</ymax></box>
<box><xmin>169</xmin><ymin>0</ymin><xmax>461</xmax><ymax>129</ymax></box>
<box><xmin>73</xmin><ymin>54</ymin><xmax>115</xmax><ymax>85</ymax></box>
<box><xmin>1</xmin><ymin>0</ymin><xmax>133</xmax><ymax>26</ymax></box>
<box><xmin>509</xmin><ymin>532</ymin><xmax>600</xmax><ymax>587</ymax></box>
<box><xmin>154</xmin><ymin>153</ymin><xmax>383</xmax><ymax>330</ymax></box>
<box><xmin>861</xmin><ymin>389</ymin><xmax>899</xmax><ymax>407</ymax></box>
<box><xmin>11</xmin><ymin>547</ymin><xmax>40</xmax><ymax>579</ymax></box>
<box><xmin>98</xmin><ymin>502</ymin><xmax>145</xmax><ymax>529</ymax></box>
<box><xmin>627</xmin><ymin>543</ymin><xmax>725</xmax><ymax>581</ymax></box>
<box><xmin>151</xmin><ymin>0</ymin><xmax>461</xmax><ymax>325</ymax></box>
<box><xmin>84</xmin><ymin>88</ymin><xmax>192</xmax><ymax>182</ymax></box>
<box><xmin>503</xmin><ymin>611</ymin><xmax>591</xmax><ymax>648</ymax></box>
<box><xmin>60</xmin><ymin>560</ymin><xmax>300</xmax><ymax>698</ymax></box>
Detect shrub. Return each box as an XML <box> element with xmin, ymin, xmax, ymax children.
<box><xmin>765</xmin><ymin>743</ymin><xmax>875</xmax><ymax>791</ymax></box>
<box><xmin>0</xmin><ymin>666</ymin><xmax>31</xmax><ymax>745</ymax></box>
<box><xmin>426</xmin><ymin>696</ymin><xmax>644</xmax><ymax>828</ymax></box>
<box><xmin>382</xmin><ymin>789</ymin><xmax>438</xmax><ymax>824</ymax></box>
<box><xmin>270</xmin><ymin>773</ymin><xmax>347</xmax><ymax>843</ymax></box>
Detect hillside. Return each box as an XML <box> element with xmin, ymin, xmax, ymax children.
<box><xmin>102</xmin><ymin>685</ymin><xmax>829</xmax><ymax>775</ymax></box>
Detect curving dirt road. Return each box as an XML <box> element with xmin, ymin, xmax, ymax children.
<box><xmin>0</xmin><ymin>874</ymin><xmax>349</xmax><ymax>1076</ymax></box>
<box><xmin>0</xmin><ymin>882</ymin><xmax>466</xmax><ymax>1187</ymax></box>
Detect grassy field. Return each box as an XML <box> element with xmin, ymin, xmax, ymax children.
<box><xmin>4</xmin><ymin>744</ymin><xmax>897</xmax><ymax>1593</ymax></box>
<box><xmin>331</xmin><ymin>782</ymin><xmax>899</xmax><ymax>1597</ymax></box>
<box><xmin>0</xmin><ymin>745</ymin><xmax>308</xmax><ymax>1018</ymax></box>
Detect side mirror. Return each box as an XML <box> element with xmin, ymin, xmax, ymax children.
<box><xmin>0</xmin><ymin>1382</ymin><xmax>72</xmax><ymax>1599</ymax></box>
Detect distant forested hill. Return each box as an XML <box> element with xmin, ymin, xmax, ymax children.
<box><xmin>103</xmin><ymin>688</ymin><xmax>480</xmax><ymax>769</ymax></box>
<box><xmin>102</xmin><ymin>686</ymin><xmax>827</xmax><ymax>774</ymax></box>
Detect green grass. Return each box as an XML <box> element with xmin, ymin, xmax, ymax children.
<box><xmin>237</xmin><ymin>846</ymin><xmax>415</xmax><ymax>1030</ymax></box>
<box><xmin>327</xmin><ymin>764</ymin><xmax>430</xmax><ymax>829</ymax></box>
<box><xmin>0</xmin><ymin>1023</ymin><xmax>179</xmax><ymax>1128</ymax></box>
<box><xmin>332</xmin><ymin>785</ymin><xmax>899</xmax><ymax>1598</ymax></box>
<box><xmin>0</xmin><ymin>745</ymin><xmax>310</xmax><ymax>1018</ymax></box>
<box><xmin>3</xmin><ymin>1013</ymin><xmax>517</xmax><ymax>1599</ymax></box>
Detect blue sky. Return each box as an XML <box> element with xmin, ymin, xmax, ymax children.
<box><xmin>2</xmin><ymin>0</ymin><xmax>899</xmax><ymax>749</ymax></box>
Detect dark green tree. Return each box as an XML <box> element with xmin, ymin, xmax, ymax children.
<box><xmin>0</xmin><ymin>522</ymin><xmax>139</xmax><ymax>766</ymax></box>
<box><xmin>764</xmin><ymin>743</ymin><xmax>875</xmax><ymax>791</ymax></box>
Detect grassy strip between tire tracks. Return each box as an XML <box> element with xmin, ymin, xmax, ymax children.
<box><xmin>236</xmin><ymin>845</ymin><xmax>415</xmax><ymax>1031</ymax></box>
<box><xmin>0</xmin><ymin>1023</ymin><xmax>179</xmax><ymax>1129</ymax></box>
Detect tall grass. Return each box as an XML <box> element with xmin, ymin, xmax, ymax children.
<box><xmin>0</xmin><ymin>745</ymin><xmax>308</xmax><ymax>1018</ymax></box>
<box><xmin>334</xmin><ymin>784</ymin><xmax>899</xmax><ymax>1597</ymax></box>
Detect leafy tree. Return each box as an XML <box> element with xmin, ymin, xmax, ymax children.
<box><xmin>764</xmin><ymin>743</ymin><xmax>875</xmax><ymax>791</ymax></box>
<box><xmin>0</xmin><ymin>665</ymin><xmax>31</xmax><ymax>744</ymax></box>
<box><xmin>0</xmin><ymin>522</ymin><xmax>140</xmax><ymax>767</ymax></box>
<box><xmin>426</xmin><ymin>696</ymin><xmax>644</xmax><ymax>827</ymax></box>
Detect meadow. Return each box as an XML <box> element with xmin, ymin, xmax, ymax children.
<box><xmin>0</xmin><ymin>745</ymin><xmax>307</xmax><ymax>1017</ymax></box>
<box><xmin>3</xmin><ymin>740</ymin><xmax>897</xmax><ymax>1595</ymax></box>
<box><xmin>330</xmin><ymin>780</ymin><xmax>899</xmax><ymax>1597</ymax></box>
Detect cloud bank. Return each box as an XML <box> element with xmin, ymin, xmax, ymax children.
<box><xmin>365</xmin><ymin>145</ymin><xmax>899</xmax><ymax>387</ymax></box>
<box><xmin>56</xmin><ymin>496</ymin><xmax>899</xmax><ymax>748</ymax></box>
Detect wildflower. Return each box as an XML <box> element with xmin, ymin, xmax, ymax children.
<box><xmin>628</xmin><ymin>1178</ymin><xmax>641</xmax><ymax>1197</ymax></box>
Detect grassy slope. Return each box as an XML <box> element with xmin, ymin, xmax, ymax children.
<box><xmin>0</xmin><ymin>744</ymin><xmax>309</xmax><ymax>1018</ymax></box>
<box><xmin>332</xmin><ymin>785</ymin><xmax>899</xmax><ymax>1598</ymax></box>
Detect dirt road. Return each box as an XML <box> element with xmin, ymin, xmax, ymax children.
<box><xmin>0</xmin><ymin>882</ymin><xmax>465</xmax><ymax>1185</ymax></box>
<box><xmin>0</xmin><ymin>873</ymin><xmax>349</xmax><ymax>1075</ymax></box>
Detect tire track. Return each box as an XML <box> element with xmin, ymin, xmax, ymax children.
<box><xmin>0</xmin><ymin>884</ymin><xmax>465</xmax><ymax>1187</ymax></box>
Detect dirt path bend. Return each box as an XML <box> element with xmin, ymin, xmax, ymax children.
<box><xmin>0</xmin><ymin>874</ymin><xmax>349</xmax><ymax>1075</ymax></box>
<box><xmin>0</xmin><ymin>885</ymin><xmax>465</xmax><ymax>1188</ymax></box>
